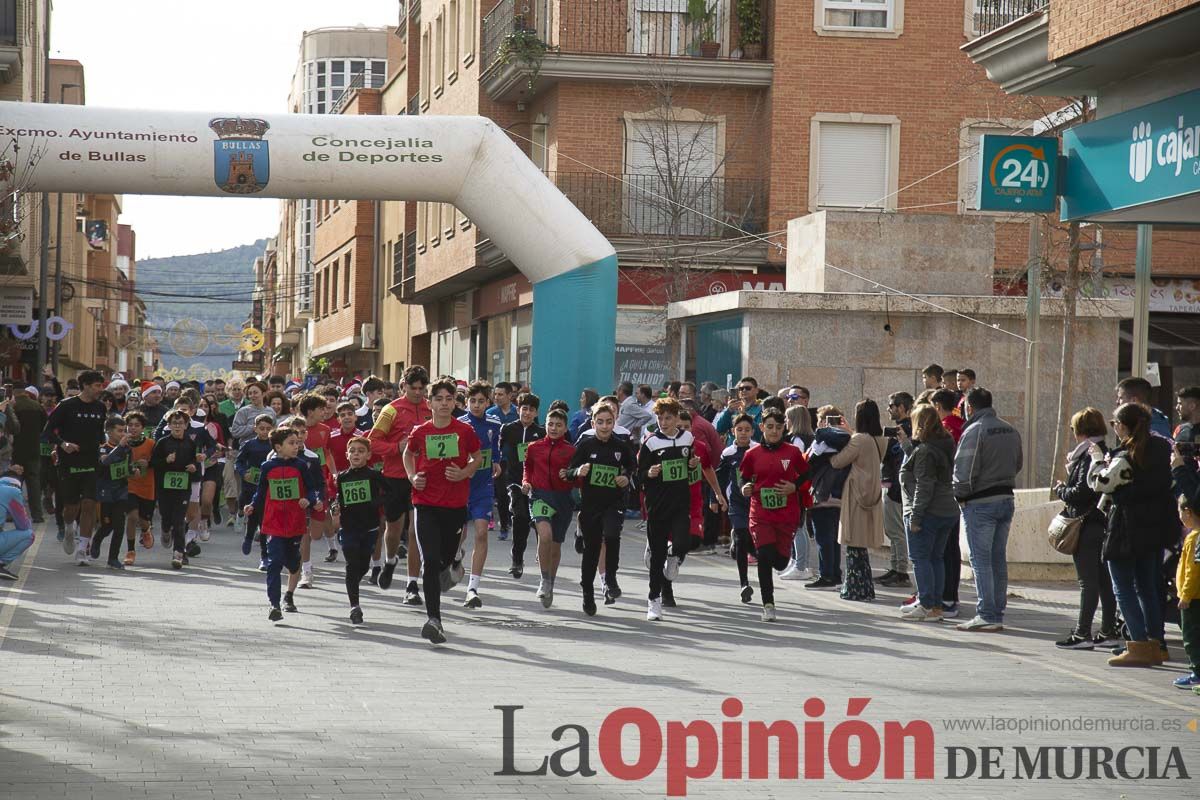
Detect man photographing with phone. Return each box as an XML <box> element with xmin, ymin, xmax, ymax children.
<box><xmin>715</xmin><ymin>376</ymin><xmax>764</xmax><ymax>444</ymax></box>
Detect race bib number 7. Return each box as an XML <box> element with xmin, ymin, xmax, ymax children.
<box><xmin>479</xmin><ymin>449</ymin><xmax>493</xmax><ymax>469</ymax></box>
<box><xmin>427</xmin><ymin>433</ymin><xmax>460</xmax><ymax>459</ymax></box>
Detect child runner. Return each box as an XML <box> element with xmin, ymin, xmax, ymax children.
<box><xmin>91</xmin><ymin>417</ymin><xmax>132</xmax><ymax>569</ymax></box>
<box><xmin>367</xmin><ymin>366</ymin><xmax>432</xmax><ymax>599</ymax></box>
<box><xmin>334</xmin><ymin>437</ymin><xmax>392</xmax><ymax>625</ymax></box>
<box><xmin>245</xmin><ymin>427</ymin><xmax>323</xmax><ymax>621</ymax></box>
<box><xmin>123</xmin><ymin>411</ymin><xmax>156</xmax><ymax>566</ymax></box>
<box><xmin>237</xmin><ymin>414</ymin><xmax>277</xmax><ymax>570</ymax></box>
<box><xmin>296</xmin><ymin>394</ymin><xmax>336</xmax><ymax>585</ymax></box>
<box><xmin>678</xmin><ymin>409</ymin><xmax>727</xmax><ymax>585</ymax></box>
<box><xmin>403</xmin><ymin>378</ymin><xmax>481</xmax><ymax>644</ymax></box>
<box><xmin>567</xmin><ymin>401</ymin><xmax>636</xmax><ymax>613</ymax></box>
<box><xmin>498</xmin><ymin>393</ymin><xmax>544</xmax><ymax>579</ymax></box>
<box><xmin>637</xmin><ymin>397</ymin><xmax>695</xmax><ymax>621</ymax></box>
<box><xmin>522</xmin><ymin>408</ymin><xmax>576</xmax><ymax>609</ymax></box>
<box><xmin>738</xmin><ymin>408</ymin><xmax>810</xmax><ymax>622</ymax></box>
<box><xmin>1174</xmin><ymin>497</ymin><xmax>1200</xmax><ymax>691</ymax></box>
<box><xmin>458</xmin><ymin>381</ymin><xmax>503</xmax><ymax>609</ymax></box>
<box><xmin>151</xmin><ymin>410</ymin><xmax>199</xmax><ymax>570</ymax></box>
<box><xmin>717</xmin><ymin>415</ymin><xmax>757</xmax><ymax>603</ymax></box>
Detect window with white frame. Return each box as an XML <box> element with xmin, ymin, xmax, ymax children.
<box><xmin>420</xmin><ymin>28</ymin><xmax>431</xmax><ymax>107</ymax></box>
<box><xmin>530</xmin><ymin>115</ymin><xmax>548</xmax><ymax>172</ymax></box>
<box><xmin>417</xmin><ymin>201</ymin><xmax>428</xmax><ymax>250</ymax></box>
<box><xmin>624</xmin><ymin>117</ymin><xmax>721</xmax><ymax>236</ymax></box>
<box><xmin>823</xmin><ymin>0</ymin><xmax>892</xmax><ymax>30</ymax></box>
<box><xmin>434</xmin><ymin>12</ymin><xmax>445</xmax><ymax>95</ymax></box>
<box><xmin>815</xmin><ymin>121</ymin><xmax>891</xmax><ymax>209</ymax></box>
<box><xmin>448</xmin><ymin>0</ymin><xmax>460</xmax><ymax>78</ymax></box>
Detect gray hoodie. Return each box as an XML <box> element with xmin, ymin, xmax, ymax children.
<box><xmin>899</xmin><ymin>434</ymin><xmax>959</xmax><ymax>524</ymax></box>
<box><xmin>230</xmin><ymin>404</ymin><xmax>274</xmax><ymax>447</ymax></box>
<box><xmin>952</xmin><ymin>407</ymin><xmax>1023</xmax><ymax>504</ymax></box>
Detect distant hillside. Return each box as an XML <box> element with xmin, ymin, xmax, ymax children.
<box><xmin>136</xmin><ymin>239</ymin><xmax>268</xmax><ymax>373</ymax></box>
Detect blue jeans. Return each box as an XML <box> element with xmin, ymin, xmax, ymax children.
<box><xmin>906</xmin><ymin>513</ymin><xmax>955</xmax><ymax>610</ymax></box>
<box><xmin>0</xmin><ymin>526</ymin><xmax>34</xmax><ymax>566</ymax></box>
<box><xmin>811</xmin><ymin>507</ymin><xmax>841</xmax><ymax>582</ymax></box>
<box><xmin>791</xmin><ymin>522</ymin><xmax>813</xmax><ymax>572</ymax></box>
<box><xmin>963</xmin><ymin>498</ymin><xmax>1014</xmax><ymax>623</ymax></box>
<box><xmin>266</xmin><ymin>535</ymin><xmax>303</xmax><ymax>608</ymax></box>
<box><xmin>1107</xmin><ymin>553</ymin><xmax>1165</xmax><ymax>643</ymax></box>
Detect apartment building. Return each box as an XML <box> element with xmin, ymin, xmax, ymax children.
<box><xmin>275</xmin><ymin>26</ymin><xmax>390</xmax><ymax>377</ymax></box>
<box><xmin>0</xmin><ymin>0</ymin><xmax>49</xmax><ymax>381</ymax></box>
<box><xmin>361</xmin><ymin>0</ymin><xmax>1058</xmax><ymax>390</ymax></box>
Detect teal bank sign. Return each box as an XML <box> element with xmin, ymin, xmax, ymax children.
<box><xmin>1062</xmin><ymin>88</ymin><xmax>1200</xmax><ymax>220</ymax></box>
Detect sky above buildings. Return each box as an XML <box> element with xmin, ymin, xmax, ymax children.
<box><xmin>52</xmin><ymin>0</ymin><xmax>398</xmax><ymax>258</ymax></box>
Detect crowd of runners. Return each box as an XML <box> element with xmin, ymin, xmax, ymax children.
<box><xmin>0</xmin><ymin>364</ymin><xmax>1197</xmax><ymax>694</ymax></box>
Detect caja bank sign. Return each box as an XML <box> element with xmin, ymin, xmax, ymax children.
<box><xmin>1062</xmin><ymin>88</ymin><xmax>1200</xmax><ymax>220</ymax></box>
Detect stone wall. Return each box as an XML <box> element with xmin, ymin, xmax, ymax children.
<box><xmin>787</xmin><ymin>211</ymin><xmax>997</xmax><ymax>296</ymax></box>
<box><xmin>728</xmin><ymin>294</ymin><xmax>1123</xmax><ymax>485</ymax></box>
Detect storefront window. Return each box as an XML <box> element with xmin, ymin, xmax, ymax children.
<box><xmin>485</xmin><ymin>312</ymin><xmax>512</xmax><ymax>383</ymax></box>
<box><xmin>514</xmin><ymin>306</ymin><xmax>532</xmax><ymax>387</ymax></box>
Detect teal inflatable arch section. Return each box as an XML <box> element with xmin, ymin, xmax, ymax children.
<box><xmin>0</xmin><ymin>102</ymin><xmax>616</xmax><ymax>405</ymax></box>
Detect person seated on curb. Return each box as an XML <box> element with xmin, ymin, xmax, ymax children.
<box><xmin>0</xmin><ymin>467</ymin><xmax>34</xmax><ymax>580</ymax></box>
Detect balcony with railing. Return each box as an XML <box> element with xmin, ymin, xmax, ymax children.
<box><xmin>972</xmin><ymin>0</ymin><xmax>1048</xmax><ymax>37</ymax></box>
<box><xmin>481</xmin><ymin>0</ymin><xmax>773</xmax><ymax>101</ymax></box>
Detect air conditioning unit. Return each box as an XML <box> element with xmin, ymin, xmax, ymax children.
<box><xmin>360</xmin><ymin>323</ymin><xmax>378</xmax><ymax>350</ymax></box>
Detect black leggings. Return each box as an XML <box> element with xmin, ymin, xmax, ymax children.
<box><xmin>943</xmin><ymin>519</ymin><xmax>961</xmax><ymax>603</ymax></box>
<box><xmin>92</xmin><ymin>501</ymin><xmax>125</xmax><ymax>562</ymax></box>
<box><xmin>733</xmin><ymin>528</ymin><xmax>753</xmax><ymax>587</ymax></box>
<box><xmin>342</xmin><ymin>530</ymin><xmax>377</xmax><ymax>608</ymax></box>
<box><xmin>415</xmin><ymin>505</ymin><xmax>467</xmax><ymax>621</ymax></box>
<box><xmin>646</xmin><ymin>512</ymin><xmax>689</xmax><ymax>601</ymax></box>
<box><xmin>1073</xmin><ymin>518</ymin><xmax>1117</xmax><ymax>636</ymax></box>
<box><xmin>578</xmin><ymin>506</ymin><xmax>623</xmax><ymax>594</ymax></box>
<box><xmin>508</xmin><ymin>486</ymin><xmax>532</xmax><ymax>565</ymax></box>
<box><xmin>494</xmin><ymin>475</ymin><xmax>512</xmax><ymax>531</ymax></box>
<box><xmin>756</xmin><ymin>542</ymin><xmax>791</xmax><ymax>605</ymax></box>
<box><xmin>158</xmin><ymin>490</ymin><xmax>189</xmax><ymax>554</ymax></box>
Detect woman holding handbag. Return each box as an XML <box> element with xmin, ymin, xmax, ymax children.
<box><xmin>830</xmin><ymin>400</ymin><xmax>888</xmax><ymax>601</ymax></box>
<box><xmin>1052</xmin><ymin>407</ymin><xmax>1119</xmax><ymax>650</ymax></box>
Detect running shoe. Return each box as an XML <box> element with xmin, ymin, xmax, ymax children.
<box><xmin>241</xmin><ymin>537</ymin><xmax>253</xmax><ymax>556</ymax></box>
<box><xmin>762</xmin><ymin>603</ymin><xmax>777</xmax><ymax>622</ymax></box>
<box><xmin>299</xmin><ymin>571</ymin><xmax>313</xmax><ymax>589</ymax></box>
<box><xmin>421</xmin><ymin>617</ymin><xmax>446</xmax><ymax>644</ymax></box>
<box><xmin>902</xmin><ymin>605</ymin><xmax>944</xmax><ymax>623</ymax></box>
<box><xmin>181</xmin><ymin>553</ymin><xmax>189</xmax><ymax>566</ymax></box>
<box><xmin>75</xmin><ymin>543</ymin><xmax>89</xmax><ymax>567</ymax></box>
<box><xmin>268</xmin><ymin>607</ymin><xmax>283</xmax><ymax>622</ymax></box>
<box><xmin>378</xmin><ymin>561</ymin><xmax>397</xmax><ymax>590</ymax></box>
<box><xmin>160</xmin><ymin>529</ymin><xmax>171</xmax><ymax>548</ymax></box>
<box><xmin>498</xmin><ymin>528</ymin><xmax>509</xmax><ymax>541</ymax></box>
<box><xmin>661</xmin><ymin>585</ymin><xmax>677</xmax><ymax>608</ymax></box>
<box><xmin>258</xmin><ymin>559</ymin><xmax>268</xmax><ymax>572</ymax></box>
<box><xmin>56</xmin><ymin>527</ymin><xmax>64</xmax><ymax>543</ymax></box>
<box><xmin>956</xmin><ymin>615</ymin><xmax>1003</xmax><ymax>632</ymax></box>
<box><xmin>403</xmin><ymin>587</ymin><xmax>422</xmax><ymax>606</ymax></box>
<box><xmin>1055</xmin><ymin>631</ymin><xmax>1095</xmax><ymax>650</ymax></box>
<box><xmin>284</xmin><ymin>594</ymin><xmax>298</xmax><ymax>613</ymax></box>
<box><xmin>0</xmin><ymin>564</ymin><xmax>17</xmax><ymax>580</ymax></box>
<box><xmin>367</xmin><ymin>566</ymin><xmax>381</xmax><ymax>585</ymax></box>
<box><xmin>140</xmin><ymin>531</ymin><xmax>154</xmax><ymax>550</ymax></box>
<box><xmin>185</xmin><ymin>541</ymin><xmax>201</xmax><ymax>557</ymax></box>
<box><xmin>89</xmin><ymin>537</ymin><xmax>103</xmax><ymax>560</ymax></box>
<box><xmin>508</xmin><ymin>561</ymin><xmax>523</xmax><ymax>579</ymax></box>
<box><xmin>106</xmin><ymin>557</ymin><xmax>124</xmax><ymax>571</ymax></box>
<box><xmin>777</xmin><ymin>562</ymin><xmax>800</xmax><ymax>580</ymax></box>
<box><xmin>63</xmin><ymin>523</ymin><xmax>76</xmax><ymax>555</ymax></box>
<box><xmin>663</xmin><ymin>556</ymin><xmax>680</xmax><ymax>582</ymax></box>
<box><xmin>536</xmin><ymin>580</ymin><xmax>553</xmax><ymax>609</ymax></box>
<box><xmin>574</xmin><ymin>533</ymin><xmax>585</xmax><ymax>554</ymax></box>
<box><xmin>646</xmin><ymin>598</ymin><xmax>663</xmax><ymax>621</ymax></box>
<box><xmin>740</xmin><ymin>585</ymin><xmax>753</xmax><ymax>604</ymax></box>
<box><xmin>804</xmin><ymin>577</ymin><xmax>837</xmax><ymax>589</ymax></box>
<box><xmin>123</xmin><ymin>551</ymin><xmax>136</xmax><ymax>567</ymax></box>
<box><xmin>940</xmin><ymin>601</ymin><xmax>959</xmax><ymax>618</ymax></box>
<box><xmin>582</xmin><ymin>593</ymin><xmax>597</xmax><ymax>617</ymax></box>
<box><xmin>488</xmin><ymin>520</ymin><xmax>496</xmax><ymax>531</ymax></box>
<box><xmin>1173</xmin><ymin>673</ymin><xmax>1200</xmax><ymax>689</ymax></box>
<box><xmin>350</xmin><ymin>607</ymin><xmax>364</xmax><ymax>625</ymax></box>
<box><xmin>197</xmin><ymin>526</ymin><xmax>211</xmax><ymax>543</ymax></box>
<box><xmin>464</xmin><ymin>589</ymin><xmax>483</xmax><ymax>609</ymax></box>
<box><xmin>171</xmin><ymin>552</ymin><xmax>183</xmax><ymax>570</ymax></box>
<box><xmin>604</xmin><ymin>584</ymin><xmax>622</xmax><ymax>605</ymax></box>
<box><xmin>397</xmin><ymin>543</ymin><xmax>408</xmax><ymax>560</ymax></box>
<box><xmin>325</xmin><ymin>548</ymin><xmax>338</xmax><ymax>563</ymax></box>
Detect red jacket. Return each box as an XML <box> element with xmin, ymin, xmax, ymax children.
<box><xmin>251</xmin><ymin>457</ymin><xmax>321</xmax><ymax>537</ymax></box>
<box><xmin>523</xmin><ymin>436</ymin><xmax>577</xmax><ymax>493</ymax></box>
<box><xmin>942</xmin><ymin>414</ymin><xmax>964</xmax><ymax>444</ymax></box>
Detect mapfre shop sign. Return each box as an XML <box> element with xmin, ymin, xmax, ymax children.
<box><xmin>617</xmin><ymin>270</ymin><xmax>785</xmax><ymax>305</ymax></box>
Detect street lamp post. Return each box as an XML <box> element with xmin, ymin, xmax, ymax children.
<box><xmin>50</xmin><ymin>82</ymin><xmax>81</xmax><ymax>374</ymax></box>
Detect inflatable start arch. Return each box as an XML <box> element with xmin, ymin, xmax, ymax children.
<box><xmin>0</xmin><ymin>102</ymin><xmax>617</xmax><ymax>405</ymax></box>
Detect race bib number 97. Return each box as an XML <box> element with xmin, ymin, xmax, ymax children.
<box><xmin>661</xmin><ymin>458</ymin><xmax>687</xmax><ymax>482</ymax></box>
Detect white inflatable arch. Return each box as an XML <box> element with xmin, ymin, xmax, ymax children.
<box><xmin>1</xmin><ymin>102</ymin><xmax>617</xmax><ymax>404</ymax></box>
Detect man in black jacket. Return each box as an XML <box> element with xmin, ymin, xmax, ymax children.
<box><xmin>11</xmin><ymin>386</ymin><xmax>47</xmax><ymax>523</ymax></box>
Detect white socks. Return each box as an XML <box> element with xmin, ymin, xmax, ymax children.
<box><xmin>468</xmin><ymin>574</ymin><xmax>481</xmax><ymax>592</ymax></box>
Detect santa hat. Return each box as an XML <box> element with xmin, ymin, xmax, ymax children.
<box><xmin>142</xmin><ymin>382</ymin><xmax>163</xmax><ymax>397</ymax></box>
<box><xmin>165</xmin><ymin>381</ymin><xmax>180</xmax><ymax>390</ymax></box>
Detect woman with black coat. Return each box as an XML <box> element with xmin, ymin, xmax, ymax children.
<box><xmin>1088</xmin><ymin>402</ymin><xmax>1177</xmax><ymax>667</ymax></box>
<box><xmin>1052</xmin><ymin>407</ymin><xmax>1118</xmax><ymax>650</ymax></box>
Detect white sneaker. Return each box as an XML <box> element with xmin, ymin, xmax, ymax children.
<box><xmin>779</xmin><ymin>562</ymin><xmax>802</xmax><ymax>580</ymax></box>
<box><xmin>299</xmin><ymin>571</ymin><xmax>313</xmax><ymax>589</ymax></box>
<box><xmin>63</xmin><ymin>522</ymin><xmax>77</xmax><ymax>555</ymax></box>
<box><xmin>74</xmin><ymin>543</ymin><xmax>89</xmax><ymax>566</ymax></box>
<box><xmin>956</xmin><ymin>614</ymin><xmax>1003</xmax><ymax>632</ymax></box>
<box><xmin>762</xmin><ymin>603</ymin><xmax>777</xmax><ymax>622</ymax></box>
<box><xmin>663</xmin><ymin>556</ymin><xmax>681</xmax><ymax>581</ymax></box>
<box><xmin>198</xmin><ymin>525</ymin><xmax>211</xmax><ymax>543</ymax></box>
<box><xmin>646</xmin><ymin>598</ymin><xmax>663</xmax><ymax>621</ymax></box>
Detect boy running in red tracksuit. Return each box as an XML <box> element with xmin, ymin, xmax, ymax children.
<box><xmin>521</xmin><ymin>408</ymin><xmax>576</xmax><ymax>609</ymax></box>
<box><xmin>246</xmin><ymin>427</ymin><xmax>324</xmax><ymax>621</ymax></box>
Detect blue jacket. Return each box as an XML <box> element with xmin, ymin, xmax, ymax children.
<box><xmin>717</xmin><ymin>444</ymin><xmax>752</xmax><ymax>528</ymax></box>
<box><xmin>458</xmin><ymin>412</ymin><xmax>503</xmax><ymax>498</ymax></box>
<box><xmin>486</xmin><ymin>404</ymin><xmax>519</xmax><ymax>426</ymax></box>
<box><xmin>97</xmin><ymin>442</ymin><xmax>131</xmax><ymax>503</ymax></box>
<box><xmin>234</xmin><ymin>438</ymin><xmax>274</xmax><ymax>489</ymax></box>
<box><xmin>714</xmin><ymin>404</ymin><xmax>763</xmax><ymax>444</ymax></box>
<box><xmin>0</xmin><ymin>475</ymin><xmax>31</xmax><ymax>532</ymax></box>
<box><xmin>568</xmin><ymin>409</ymin><xmax>590</xmax><ymax>442</ymax></box>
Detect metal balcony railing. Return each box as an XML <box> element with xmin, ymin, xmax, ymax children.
<box><xmin>551</xmin><ymin>171</ymin><xmax>765</xmax><ymax>240</ymax></box>
<box><xmin>400</xmin><ymin>231</ymin><xmax>417</xmax><ymax>299</ymax></box>
<box><xmin>0</xmin><ymin>0</ymin><xmax>16</xmax><ymax>48</ymax></box>
<box><xmin>483</xmin><ymin>0</ymin><xmax>764</xmax><ymax>74</ymax></box>
<box><xmin>973</xmin><ymin>0</ymin><xmax>1048</xmax><ymax>37</ymax></box>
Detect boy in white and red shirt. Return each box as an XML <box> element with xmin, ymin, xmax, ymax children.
<box><xmin>738</xmin><ymin>408</ymin><xmax>811</xmax><ymax>622</ymax></box>
<box><xmin>403</xmin><ymin>378</ymin><xmax>482</xmax><ymax>645</ymax></box>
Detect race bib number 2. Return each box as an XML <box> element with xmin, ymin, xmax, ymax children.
<box><xmin>427</xmin><ymin>433</ymin><xmax>460</xmax><ymax>459</ymax></box>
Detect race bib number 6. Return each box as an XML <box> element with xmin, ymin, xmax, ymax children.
<box><xmin>531</xmin><ymin>499</ymin><xmax>556</xmax><ymax>518</ymax></box>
